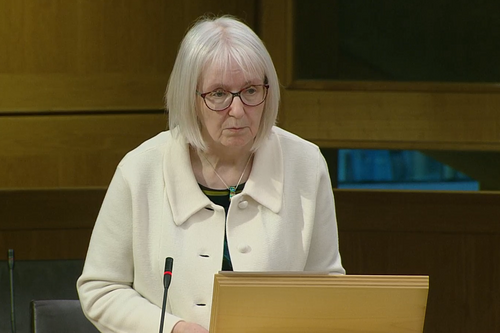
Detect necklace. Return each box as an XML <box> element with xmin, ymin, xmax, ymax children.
<box><xmin>202</xmin><ymin>153</ymin><xmax>253</xmax><ymax>200</ymax></box>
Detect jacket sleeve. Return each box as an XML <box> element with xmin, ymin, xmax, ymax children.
<box><xmin>77</xmin><ymin>167</ymin><xmax>182</xmax><ymax>333</ymax></box>
<box><xmin>304</xmin><ymin>151</ymin><xmax>346</xmax><ymax>274</ymax></box>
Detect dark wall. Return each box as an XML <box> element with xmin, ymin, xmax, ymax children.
<box><xmin>295</xmin><ymin>0</ymin><xmax>500</xmax><ymax>82</ymax></box>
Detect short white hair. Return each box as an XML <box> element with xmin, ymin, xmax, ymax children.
<box><xmin>165</xmin><ymin>15</ymin><xmax>280</xmax><ymax>151</ymax></box>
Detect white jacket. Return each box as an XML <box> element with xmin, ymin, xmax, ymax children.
<box><xmin>77</xmin><ymin>126</ymin><xmax>344</xmax><ymax>333</ymax></box>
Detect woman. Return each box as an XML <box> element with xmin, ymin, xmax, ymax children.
<box><xmin>77</xmin><ymin>15</ymin><xmax>344</xmax><ymax>333</ymax></box>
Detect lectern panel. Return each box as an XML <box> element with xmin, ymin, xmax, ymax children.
<box><xmin>210</xmin><ymin>273</ymin><xmax>429</xmax><ymax>333</ymax></box>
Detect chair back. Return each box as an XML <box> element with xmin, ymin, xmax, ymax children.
<box><xmin>30</xmin><ymin>299</ymin><xmax>99</xmax><ymax>333</ymax></box>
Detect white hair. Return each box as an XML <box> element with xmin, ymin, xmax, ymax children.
<box><xmin>165</xmin><ymin>15</ymin><xmax>280</xmax><ymax>151</ymax></box>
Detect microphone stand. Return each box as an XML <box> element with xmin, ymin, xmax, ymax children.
<box><xmin>8</xmin><ymin>249</ymin><xmax>16</xmax><ymax>333</ymax></box>
<box><xmin>159</xmin><ymin>257</ymin><xmax>173</xmax><ymax>333</ymax></box>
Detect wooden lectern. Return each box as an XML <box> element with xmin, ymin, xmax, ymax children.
<box><xmin>209</xmin><ymin>273</ymin><xmax>429</xmax><ymax>333</ymax></box>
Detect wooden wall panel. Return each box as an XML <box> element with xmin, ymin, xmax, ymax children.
<box><xmin>0</xmin><ymin>0</ymin><xmax>257</xmax><ymax>112</ymax></box>
<box><xmin>1</xmin><ymin>2</ymin><xmax>498</xmax><ymax>332</ymax></box>
<box><xmin>2</xmin><ymin>188</ymin><xmax>499</xmax><ymax>332</ymax></box>
<box><xmin>0</xmin><ymin>0</ymin><xmax>259</xmax><ymax>189</ymax></box>
<box><xmin>259</xmin><ymin>1</ymin><xmax>500</xmax><ymax>152</ymax></box>
<box><xmin>0</xmin><ymin>229</ymin><xmax>93</xmax><ymax>260</ymax></box>
<box><xmin>335</xmin><ymin>189</ymin><xmax>500</xmax><ymax>333</ymax></box>
<box><xmin>0</xmin><ymin>112</ymin><xmax>167</xmax><ymax>187</ymax></box>
<box><xmin>0</xmin><ymin>1</ymin><xmax>169</xmax><ymax>111</ymax></box>
<box><xmin>0</xmin><ymin>188</ymin><xmax>105</xmax><ymax>260</ymax></box>
<box><xmin>259</xmin><ymin>0</ymin><xmax>293</xmax><ymax>87</ymax></box>
<box><xmin>281</xmin><ymin>89</ymin><xmax>500</xmax><ymax>151</ymax></box>
<box><xmin>0</xmin><ymin>74</ymin><xmax>169</xmax><ymax>112</ymax></box>
<box><xmin>339</xmin><ymin>231</ymin><xmax>500</xmax><ymax>333</ymax></box>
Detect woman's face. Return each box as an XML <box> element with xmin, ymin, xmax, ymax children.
<box><xmin>197</xmin><ymin>61</ymin><xmax>265</xmax><ymax>152</ymax></box>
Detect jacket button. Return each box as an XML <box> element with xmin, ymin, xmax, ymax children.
<box><xmin>238</xmin><ymin>244</ymin><xmax>251</xmax><ymax>253</ymax></box>
<box><xmin>238</xmin><ymin>200</ymin><xmax>248</xmax><ymax>209</ymax></box>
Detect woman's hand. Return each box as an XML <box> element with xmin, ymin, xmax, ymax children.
<box><xmin>172</xmin><ymin>321</ymin><xmax>209</xmax><ymax>333</ymax></box>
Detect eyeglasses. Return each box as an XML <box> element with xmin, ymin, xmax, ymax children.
<box><xmin>197</xmin><ymin>84</ymin><xmax>269</xmax><ymax>111</ymax></box>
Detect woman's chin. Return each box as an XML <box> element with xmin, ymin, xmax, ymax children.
<box><xmin>219</xmin><ymin>137</ymin><xmax>254</xmax><ymax>150</ymax></box>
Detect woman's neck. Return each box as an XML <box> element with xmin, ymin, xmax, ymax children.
<box><xmin>190</xmin><ymin>146</ymin><xmax>254</xmax><ymax>189</ymax></box>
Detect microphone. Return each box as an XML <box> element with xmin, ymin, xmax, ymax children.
<box><xmin>159</xmin><ymin>257</ymin><xmax>173</xmax><ymax>333</ymax></box>
<box><xmin>8</xmin><ymin>249</ymin><xmax>16</xmax><ymax>333</ymax></box>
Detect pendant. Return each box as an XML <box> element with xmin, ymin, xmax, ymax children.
<box><xmin>229</xmin><ymin>186</ymin><xmax>237</xmax><ymax>199</ymax></box>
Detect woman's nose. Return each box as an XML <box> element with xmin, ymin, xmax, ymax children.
<box><xmin>227</xmin><ymin>96</ymin><xmax>246</xmax><ymax>117</ymax></box>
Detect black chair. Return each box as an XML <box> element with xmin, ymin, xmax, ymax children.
<box><xmin>30</xmin><ymin>299</ymin><xmax>99</xmax><ymax>333</ymax></box>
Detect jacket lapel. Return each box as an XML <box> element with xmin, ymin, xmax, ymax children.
<box><xmin>163</xmin><ymin>131</ymin><xmax>212</xmax><ymax>226</ymax></box>
<box><xmin>244</xmin><ymin>128</ymin><xmax>284</xmax><ymax>214</ymax></box>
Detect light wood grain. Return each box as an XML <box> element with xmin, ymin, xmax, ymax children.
<box><xmin>0</xmin><ymin>74</ymin><xmax>169</xmax><ymax>112</ymax></box>
<box><xmin>0</xmin><ymin>112</ymin><xmax>167</xmax><ymax>187</ymax></box>
<box><xmin>281</xmin><ymin>89</ymin><xmax>500</xmax><ymax>151</ymax></box>
<box><xmin>0</xmin><ymin>0</ymin><xmax>257</xmax><ymax>112</ymax></box>
<box><xmin>210</xmin><ymin>274</ymin><xmax>428</xmax><ymax>333</ymax></box>
<box><xmin>259</xmin><ymin>0</ymin><xmax>291</xmax><ymax>87</ymax></box>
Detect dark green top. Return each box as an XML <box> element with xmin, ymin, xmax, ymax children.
<box><xmin>198</xmin><ymin>183</ymin><xmax>245</xmax><ymax>271</ymax></box>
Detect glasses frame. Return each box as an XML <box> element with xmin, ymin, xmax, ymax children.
<box><xmin>197</xmin><ymin>84</ymin><xmax>270</xmax><ymax>112</ymax></box>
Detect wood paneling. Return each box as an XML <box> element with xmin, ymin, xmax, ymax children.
<box><xmin>0</xmin><ymin>188</ymin><xmax>105</xmax><ymax>230</ymax></box>
<box><xmin>0</xmin><ymin>74</ymin><xmax>170</xmax><ymax>112</ymax></box>
<box><xmin>0</xmin><ymin>229</ymin><xmax>93</xmax><ymax>260</ymax></box>
<box><xmin>259</xmin><ymin>1</ymin><xmax>500</xmax><ymax>152</ymax></box>
<box><xmin>0</xmin><ymin>112</ymin><xmax>167</xmax><ymax>187</ymax></box>
<box><xmin>281</xmin><ymin>89</ymin><xmax>500</xmax><ymax>151</ymax></box>
<box><xmin>259</xmin><ymin>0</ymin><xmax>293</xmax><ymax>87</ymax></box>
<box><xmin>1</xmin><ymin>2</ymin><xmax>498</xmax><ymax>332</ymax></box>
<box><xmin>2</xmin><ymin>187</ymin><xmax>499</xmax><ymax>332</ymax></box>
<box><xmin>0</xmin><ymin>188</ymin><xmax>105</xmax><ymax>260</ymax></box>
<box><xmin>211</xmin><ymin>274</ymin><xmax>428</xmax><ymax>333</ymax></box>
<box><xmin>334</xmin><ymin>189</ymin><xmax>500</xmax><ymax>333</ymax></box>
<box><xmin>335</xmin><ymin>189</ymin><xmax>500</xmax><ymax>233</ymax></box>
<box><xmin>0</xmin><ymin>0</ymin><xmax>257</xmax><ymax>112</ymax></box>
<box><xmin>290</xmin><ymin>80</ymin><xmax>500</xmax><ymax>93</ymax></box>
<box><xmin>0</xmin><ymin>1</ymin><xmax>170</xmax><ymax>111</ymax></box>
<box><xmin>0</xmin><ymin>0</ymin><xmax>259</xmax><ymax>189</ymax></box>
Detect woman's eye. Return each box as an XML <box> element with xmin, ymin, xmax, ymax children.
<box><xmin>244</xmin><ymin>86</ymin><xmax>257</xmax><ymax>95</ymax></box>
<box><xmin>210</xmin><ymin>90</ymin><xmax>227</xmax><ymax>98</ymax></box>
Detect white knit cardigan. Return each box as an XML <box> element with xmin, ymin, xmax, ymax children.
<box><xmin>77</xmin><ymin>126</ymin><xmax>345</xmax><ymax>333</ymax></box>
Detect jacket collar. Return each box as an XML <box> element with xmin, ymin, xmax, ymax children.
<box><xmin>164</xmin><ymin>128</ymin><xmax>284</xmax><ymax>226</ymax></box>
<box><xmin>243</xmin><ymin>131</ymin><xmax>283</xmax><ymax>214</ymax></box>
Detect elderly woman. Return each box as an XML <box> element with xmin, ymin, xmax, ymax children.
<box><xmin>77</xmin><ymin>15</ymin><xmax>344</xmax><ymax>333</ymax></box>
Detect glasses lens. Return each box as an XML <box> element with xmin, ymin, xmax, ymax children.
<box><xmin>203</xmin><ymin>85</ymin><xmax>268</xmax><ymax>111</ymax></box>
<box><xmin>240</xmin><ymin>85</ymin><xmax>266</xmax><ymax>106</ymax></box>
<box><xmin>204</xmin><ymin>89</ymin><xmax>232</xmax><ymax>111</ymax></box>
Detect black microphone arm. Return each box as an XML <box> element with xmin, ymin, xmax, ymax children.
<box><xmin>8</xmin><ymin>249</ymin><xmax>16</xmax><ymax>333</ymax></box>
<box><xmin>159</xmin><ymin>257</ymin><xmax>174</xmax><ymax>333</ymax></box>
